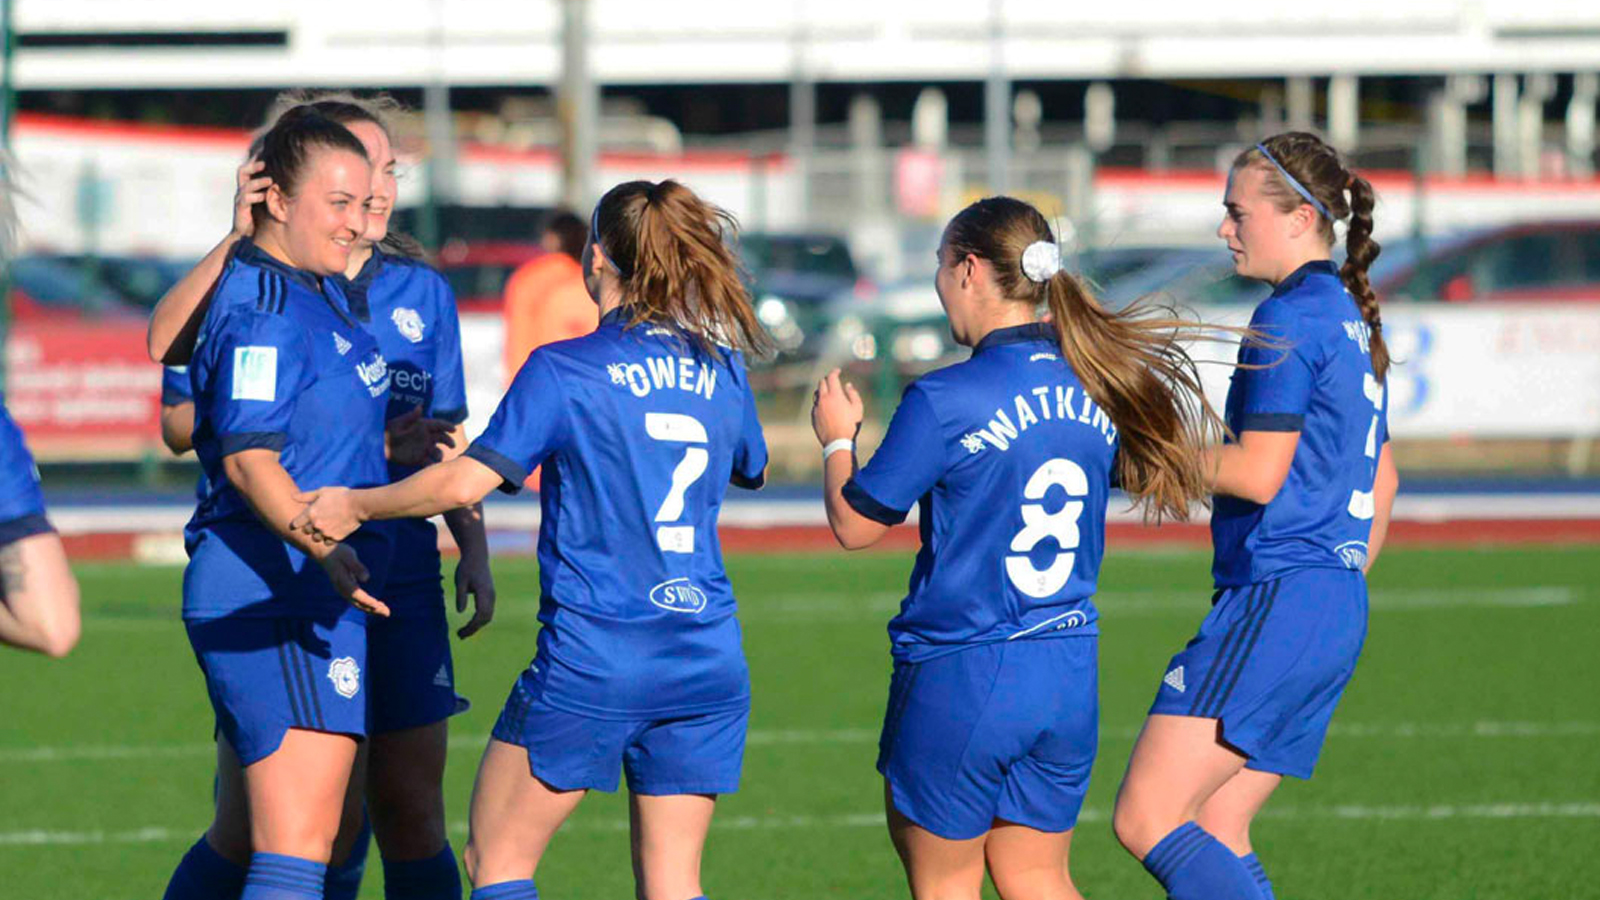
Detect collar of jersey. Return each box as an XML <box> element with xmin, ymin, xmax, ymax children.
<box><xmin>599</xmin><ymin>306</ymin><xmax>631</xmax><ymax>328</ymax></box>
<box><xmin>337</xmin><ymin>246</ymin><xmax>386</xmax><ymax>323</ymax></box>
<box><xmin>233</xmin><ymin>238</ymin><xmax>325</xmax><ymax>295</ymax></box>
<box><xmin>973</xmin><ymin>321</ymin><xmax>1054</xmax><ymax>354</ymax></box>
<box><xmin>1270</xmin><ymin>259</ymin><xmax>1339</xmax><ymax>299</ymax></box>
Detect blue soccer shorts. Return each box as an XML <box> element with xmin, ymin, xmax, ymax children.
<box><xmin>365</xmin><ymin>590</ymin><xmax>469</xmax><ymax>734</ymax></box>
<box><xmin>1149</xmin><ymin>567</ymin><xmax>1368</xmax><ymax>779</ymax></box>
<box><xmin>877</xmin><ymin>636</ymin><xmax>1099</xmax><ymax>841</ymax></box>
<box><xmin>490</xmin><ymin>668</ymin><xmax>748</xmax><ymax>796</ymax></box>
<box><xmin>185</xmin><ymin>608</ymin><xmax>368</xmax><ymax>766</ymax></box>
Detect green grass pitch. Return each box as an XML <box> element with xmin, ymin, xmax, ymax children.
<box><xmin>2</xmin><ymin>545</ymin><xmax>1596</xmax><ymax>898</ymax></box>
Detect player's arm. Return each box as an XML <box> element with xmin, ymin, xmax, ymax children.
<box><xmin>147</xmin><ymin>160</ymin><xmax>269</xmax><ymax>364</ymax></box>
<box><xmin>294</xmin><ymin>455</ymin><xmax>504</xmax><ymax>543</ymax></box>
<box><xmin>1364</xmin><ymin>442</ymin><xmax>1399</xmax><ymax>574</ymax></box>
<box><xmin>1207</xmin><ymin>431</ymin><xmax>1300</xmax><ymax>505</ymax></box>
<box><xmin>0</xmin><ymin>533</ymin><xmax>80</xmax><ymax>658</ymax></box>
<box><xmin>814</xmin><ymin>370</ymin><xmax>890</xmax><ymax>550</ymax></box>
<box><xmin>224</xmin><ymin>448</ymin><xmax>390</xmax><ymax>616</ymax></box>
<box><xmin>160</xmin><ymin>401</ymin><xmax>195</xmax><ymax>455</ymax></box>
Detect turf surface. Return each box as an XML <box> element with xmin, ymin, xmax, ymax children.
<box><xmin>2</xmin><ymin>545</ymin><xmax>1596</xmax><ymax>898</ymax></box>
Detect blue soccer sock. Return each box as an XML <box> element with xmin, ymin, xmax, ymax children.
<box><xmin>383</xmin><ymin>843</ymin><xmax>462</xmax><ymax>900</ymax></box>
<box><xmin>242</xmin><ymin>852</ymin><xmax>327</xmax><ymax>900</ymax></box>
<box><xmin>164</xmin><ymin>835</ymin><xmax>248</xmax><ymax>900</ymax></box>
<box><xmin>469</xmin><ymin>879</ymin><xmax>539</xmax><ymax>900</ymax></box>
<box><xmin>323</xmin><ymin>816</ymin><xmax>372</xmax><ymax>900</ymax></box>
<box><xmin>1141</xmin><ymin>822</ymin><xmax>1262</xmax><ymax>900</ymax></box>
<box><xmin>1240</xmin><ymin>852</ymin><xmax>1276</xmax><ymax>900</ymax></box>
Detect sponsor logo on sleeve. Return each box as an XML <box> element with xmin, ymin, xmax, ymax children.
<box><xmin>231</xmin><ymin>346</ymin><xmax>278</xmax><ymax>401</ymax></box>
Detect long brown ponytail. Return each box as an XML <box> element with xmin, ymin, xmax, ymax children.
<box><xmin>945</xmin><ymin>197</ymin><xmax>1231</xmax><ymax>523</ymax></box>
<box><xmin>592</xmin><ymin>179</ymin><xmax>772</xmax><ymax>358</ymax></box>
<box><xmin>1235</xmin><ymin>132</ymin><xmax>1389</xmax><ymax>381</ymax></box>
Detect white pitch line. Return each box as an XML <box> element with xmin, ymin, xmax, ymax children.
<box><xmin>6</xmin><ymin>802</ymin><xmax>1599</xmax><ymax>848</ymax></box>
<box><xmin>3</xmin><ymin>720</ymin><xmax>1597</xmax><ymax>765</ymax></box>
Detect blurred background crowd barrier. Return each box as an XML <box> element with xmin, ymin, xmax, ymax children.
<box><xmin>2</xmin><ymin>1</ymin><xmax>1598</xmax><ymax>483</ymax></box>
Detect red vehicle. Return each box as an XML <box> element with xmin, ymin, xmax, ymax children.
<box><xmin>435</xmin><ymin>240</ymin><xmax>547</xmax><ymax>313</ymax></box>
<box><xmin>1375</xmin><ymin>221</ymin><xmax>1600</xmax><ymax>303</ymax></box>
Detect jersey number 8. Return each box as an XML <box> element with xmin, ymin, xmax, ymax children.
<box><xmin>1006</xmin><ymin>458</ymin><xmax>1088</xmax><ymax>598</ymax></box>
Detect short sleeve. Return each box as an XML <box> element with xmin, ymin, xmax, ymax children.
<box><xmin>203</xmin><ymin>313</ymin><xmax>313</xmax><ymax>457</ymax></box>
<box><xmin>1235</xmin><ymin>300</ymin><xmax>1316</xmax><ymax>432</ymax></box>
<box><xmin>844</xmin><ymin>384</ymin><xmax>946</xmax><ymax>525</ymax></box>
<box><xmin>1379</xmin><ymin>374</ymin><xmax>1391</xmax><ymax>444</ymax></box>
<box><xmin>730</xmin><ymin>359</ymin><xmax>767</xmax><ymax>490</ymax></box>
<box><xmin>161</xmin><ymin>365</ymin><xmax>194</xmax><ymax>406</ymax></box>
<box><xmin>0</xmin><ymin>405</ymin><xmax>51</xmax><ymax>543</ymax></box>
<box><xmin>464</xmin><ymin>351</ymin><xmax>570</xmax><ymax>494</ymax></box>
<box><xmin>428</xmin><ymin>276</ymin><xmax>469</xmax><ymax>424</ymax></box>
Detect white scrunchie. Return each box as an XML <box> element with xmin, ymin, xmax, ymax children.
<box><xmin>1021</xmin><ymin>240</ymin><xmax>1062</xmax><ymax>283</ymax></box>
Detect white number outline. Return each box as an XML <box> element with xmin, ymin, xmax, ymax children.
<box><xmin>1347</xmin><ymin>372</ymin><xmax>1384</xmax><ymax>520</ymax></box>
<box><xmin>1005</xmin><ymin>458</ymin><xmax>1089</xmax><ymax>598</ymax></box>
<box><xmin>645</xmin><ymin>412</ymin><xmax>708</xmax><ymax>553</ymax></box>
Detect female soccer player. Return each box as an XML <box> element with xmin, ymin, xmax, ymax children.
<box><xmin>0</xmin><ymin>400</ymin><xmax>80</xmax><ymax>658</ymax></box>
<box><xmin>811</xmin><ymin>196</ymin><xmax>1226</xmax><ymax>900</ymax></box>
<box><xmin>292</xmin><ymin>178</ymin><xmax>771</xmax><ymax>900</ymax></box>
<box><xmin>159</xmin><ymin>94</ymin><xmax>489</xmax><ymax>900</ymax></box>
<box><xmin>1112</xmin><ymin>132</ymin><xmax>1400</xmax><ymax>900</ymax></box>
<box><xmin>172</xmin><ymin>107</ymin><xmax>391</xmax><ymax>900</ymax></box>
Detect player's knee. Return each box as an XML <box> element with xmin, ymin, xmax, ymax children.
<box><xmin>1111</xmin><ymin>796</ymin><xmax>1170</xmax><ymax>859</ymax></box>
<box><xmin>369</xmin><ymin>783</ymin><xmax>446</xmax><ymax>858</ymax></box>
<box><xmin>1195</xmin><ymin>808</ymin><xmax>1251</xmax><ymax>855</ymax></box>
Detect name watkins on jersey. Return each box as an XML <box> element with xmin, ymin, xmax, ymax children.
<box><xmin>607</xmin><ymin>355</ymin><xmax>717</xmax><ymax>401</ymax></box>
<box><xmin>960</xmin><ymin>384</ymin><xmax>1117</xmax><ymax>455</ymax></box>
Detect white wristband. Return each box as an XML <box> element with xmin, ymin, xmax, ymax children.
<box><xmin>822</xmin><ymin>438</ymin><xmax>855</xmax><ymax>460</ymax></box>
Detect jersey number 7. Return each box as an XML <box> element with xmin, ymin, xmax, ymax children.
<box><xmin>646</xmin><ymin>412</ymin><xmax>709</xmax><ymax>553</ymax></box>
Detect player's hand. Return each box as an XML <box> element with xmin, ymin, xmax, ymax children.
<box><xmin>231</xmin><ymin>158</ymin><xmax>270</xmax><ymax>239</ymax></box>
<box><xmin>316</xmin><ymin>543</ymin><xmax>390</xmax><ymax>617</ymax></box>
<box><xmin>385</xmin><ymin>406</ymin><xmax>457</xmax><ymax>467</ymax></box>
<box><xmin>291</xmin><ymin>487</ymin><xmax>363</xmax><ymax>544</ymax></box>
<box><xmin>453</xmin><ymin>547</ymin><xmax>497</xmax><ymax>639</ymax></box>
<box><xmin>811</xmin><ymin>368</ymin><xmax>864</xmax><ymax>445</ymax></box>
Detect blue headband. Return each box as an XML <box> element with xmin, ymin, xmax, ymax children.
<box><xmin>589</xmin><ymin>202</ymin><xmax>624</xmax><ymax>276</ymax></box>
<box><xmin>1250</xmin><ymin>143</ymin><xmax>1331</xmax><ymax>220</ymax></box>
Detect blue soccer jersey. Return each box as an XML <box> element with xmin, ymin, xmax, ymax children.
<box><xmin>464</xmin><ymin>308</ymin><xmax>768</xmax><ymax>719</ymax></box>
<box><xmin>0</xmin><ymin>399</ymin><xmax>52</xmax><ymax>547</ymax></box>
<box><xmin>161</xmin><ymin>364</ymin><xmax>194</xmax><ymax>406</ymax></box>
<box><xmin>1211</xmin><ymin>260</ymin><xmax>1391</xmax><ymax>587</ymax></box>
<box><xmin>335</xmin><ymin>247</ymin><xmax>469</xmax><ymax>605</ymax></box>
<box><xmin>844</xmin><ymin>323</ymin><xmax>1119</xmax><ymax>663</ymax></box>
<box><xmin>183</xmin><ymin>240</ymin><xmax>394</xmax><ymax>619</ymax></box>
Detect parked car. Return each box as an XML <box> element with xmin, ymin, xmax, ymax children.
<box><xmin>8</xmin><ymin>254</ymin><xmax>148</xmax><ymax>321</ymax></box>
<box><xmin>1372</xmin><ymin>221</ymin><xmax>1600</xmax><ymax>303</ymax></box>
<box><xmin>738</xmin><ymin>232</ymin><xmax>870</xmax><ymax>356</ymax></box>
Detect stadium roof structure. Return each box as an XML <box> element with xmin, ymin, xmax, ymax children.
<box><xmin>13</xmin><ymin>1</ymin><xmax>1600</xmax><ymax>89</ymax></box>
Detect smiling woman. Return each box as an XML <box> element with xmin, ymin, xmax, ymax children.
<box><xmin>156</xmin><ymin>110</ymin><xmax>399</xmax><ymax>900</ymax></box>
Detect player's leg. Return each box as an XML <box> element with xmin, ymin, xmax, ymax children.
<box><xmin>1197</xmin><ymin>768</ymin><xmax>1282</xmax><ymax>900</ymax></box>
<box><xmin>163</xmin><ymin>737</ymin><xmax>251</xmax><ymax>900</ymax></box>
<box><xmin>983</xmin><ymin>823</ymin><xmax>1080</xmax><ymax>900</ymax></box>
<box><xmin>623</xmin><ymin>706</ymin><xmax>749</xmax><ymax>900</ymax></box>
<box><xmin>886</xmin><ymin>785</ymin><xmax>989</xmax><ymax>900</ymax></box>
<box><xmin>242</xmin><ymin>728</ymin><xmax>360</xmax><ymax>898</ymax></box>
<box><xmin>324</xmin><ymin>746</ymin><xmax>372</xmax><ymax>900</ymax></box>
<box><xmin>983</xmin><ymin>639</ymin><xmax>1098</xmax><ymax>900</ymax></box>
<box><xmin>628</xmin><ymin>793</ymin><xmax>717</xmax><ymax>900</ymax></box>
<box><xmin>461</xmin><ymin>738</ymin><xmax>586</xmax><ymax>890</ymax></box>
<box><xmin>365</xmin><ymin>607</ymin><xmax>462</xmax><ymax>899</ymax></box>
<box><xmin>369</xmin><ymin>722</ymin><xmax>457</xmax><ymax>898</ymax></box>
